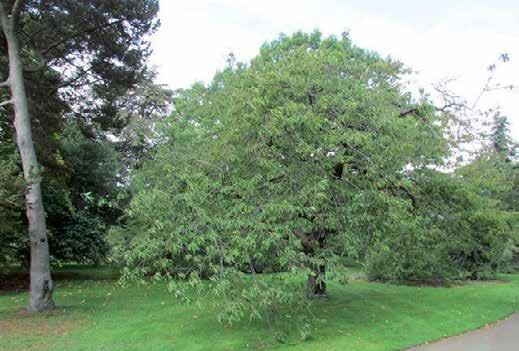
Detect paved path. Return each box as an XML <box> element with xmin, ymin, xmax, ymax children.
<box><xmin>408</xmin><ymin>313</ymin><xmax>519</xmax><ymax>351</ymax></box>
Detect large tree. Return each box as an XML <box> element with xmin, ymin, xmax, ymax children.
<box><xmin>0</xmin><ymin>0</ymin><xmax>159</xmax><ymax>312</ymax></box>
<box><xmin>116</xmin><ymin>32</ymin><xmax>445</xmax><ymax>323</ymax></box>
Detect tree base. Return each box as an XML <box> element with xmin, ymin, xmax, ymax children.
<box><xmin>27</xmin><ymin>301</ymin><xmax>55</xmax><ymax>314</ymax></box>
<box><xmin>28</xmin><ymin>277</ymin><xmax>55</xmax><ymax>313</ymax></box>
<box><xmin>307</xmin><ymin>272</ymin><xmax>327</xmax><ymax>298</ymax></box>
<box><xmin>307</xmin><ymin>292</ymin><xmax>329</xmax><ymax>299</ymax></box>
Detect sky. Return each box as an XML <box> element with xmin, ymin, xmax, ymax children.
<box><xmin>150</xmin><ymin>0</ymin><xmax>519</xmax><ymax>140</ymax></box>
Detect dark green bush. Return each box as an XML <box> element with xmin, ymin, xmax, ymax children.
<box><xmin>365</xmin><ymin>171</ymin><xmax>514</xmax><ymax>282</ymax></box>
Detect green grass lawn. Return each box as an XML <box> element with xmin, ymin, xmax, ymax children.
<box><xmin>1</xmin><ymin>267</ymin><xmax>518</xmax><ymax>351</ymax></box>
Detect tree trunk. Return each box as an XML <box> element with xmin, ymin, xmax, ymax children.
<box><xmin>302</xmin><ymin>234</ymin><xmax>327</xmax><ymax>297</ymax></box>
<box><xmin>1</xmin><ymin>12</ymin><xmax>54</xmax><ymax>312</ymax></box>
<box><xmin>307</xmin><ymin>262</ymin><xmax>326</xmax><ymax>296</ymax></box>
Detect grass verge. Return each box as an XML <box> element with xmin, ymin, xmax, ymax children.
<box><xmin>1</xmin><ymin>267</ymin><xmax>518</xmax><ymax>351</ymax></box>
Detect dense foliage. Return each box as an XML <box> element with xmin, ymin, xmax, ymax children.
<box><xmin>114</xmin><ymin>32</ymin><xmax>456</xmax><ymax>326</ymax></box>
<box><xmin>0</xmin><ymin>121</ymin><xmax>122</xmax><ymax>265</ymax></box>
<box><xmin>365</xmin><ymin>169</ymin><xmax>514</xmax><ymax>282</ymax></box>
<box><xmin>1</xmin><ymin>0</ymin><xmax>160</xmax><ymax>129</ymax></box>
<box><xmin>366</xmin><ymin>115</ymin><xmax>517</xmax><ymax>282</ymax></box>
<box><xmin>0</xmin><ymin>0</ymin><xmax>168</xmax><ymax>267</ymax></box>
<box><xmin>45</xmin><ymin>122</ymin><xmax>122</xmax><ymax>265</ymax></box>
<box><xmin>0</xmin><ymin>142</ymin><xmax>25</xmax><ymax>267</ymax></box>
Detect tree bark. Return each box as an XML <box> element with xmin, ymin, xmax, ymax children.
<box><xmin>307</xmin><ymin>262</ymin><xmax>326</xmax><ymax>296</ymax></box>
<box><xmin>302</xmin><ymin>234</ymin><xmax>327</xmax><ymax>297</ymax></box>
<box><xmin>0</xmin><ymin>1</ymin><xmax>54</xmax><ymax>312</ymax></box>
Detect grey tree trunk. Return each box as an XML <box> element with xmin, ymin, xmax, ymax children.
<box><xmin>0</xmin><ymin>0</ymin><xmax>54</xmax><ymax>312</ymax></box>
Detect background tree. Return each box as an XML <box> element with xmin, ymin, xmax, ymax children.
<box><xmin>1</xmin><ymin>0</ymin><xmax>55</xmax><ymax>312</ymax></box>
<box><xmin>491</xmin><ymin>115</ymin><xmax>512</xmax><ymax>154</ymax></box>
<box><xmin>0</xmin><ymin>140</ymin><xmax>25</xmax><ymax>269</ymax></box>
<box><xmin>367</xmin><ymin>112</ymin><xmax>517</xmax><ymax>282</ymax></box>
<box><xmin>0</xmin><ymin>0</ymin><xmax>160</xmax><ymax>312</ymax></box>
<box><xmin>110</xmin><ymin>70</ymin><xmax>173</xmax><ymax>171</ymax></box>
<box><xmin>458</xmin><ymin>115</ymin><xmax>518</xmax><ymax>267</ymax></box>
<box><xmin>431</xmin><ymin>54</ymin><xmax>514</xmax><ymax>167</ymax></box>
<box><xmin>365</xmin><ymin>168</ymin><xmax>514</xmax><ymax>282</ymax></box>
<box><xmin>45</xmin><ymin>121</ymin><xmax>122</xmax><ymax>265</ymax></box>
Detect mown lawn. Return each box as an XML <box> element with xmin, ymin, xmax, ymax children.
<box><xmin>1</xmin><ymin>267</ymin><xmax>518</xmax><ymax>351</ymax></box>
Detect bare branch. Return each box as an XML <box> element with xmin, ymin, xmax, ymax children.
<box><xmin>0</xmin><ymin>78</ymin><xmax>9</xmax><ymax>87</ymax></box>
<box><xmin>0</xmin><ymin>99</ymin><xmax>14</xmax><ymax>107</ymax></box>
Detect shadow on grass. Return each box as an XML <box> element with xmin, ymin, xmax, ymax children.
<box><xmin>0</xmin><ymin>265</ymin><xmax>120</xmax><ymax>294</ymax></box>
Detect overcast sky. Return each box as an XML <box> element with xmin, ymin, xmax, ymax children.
<box><xmin>150</xmin><ymin>0</ymin><xmax>519</xmax><ymax>139</ymax></box>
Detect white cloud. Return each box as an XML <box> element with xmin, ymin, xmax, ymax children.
<box><xmin>150</xmin><ymin>0</ymin><xmax>519</xmax><ymax>139</ymax></box>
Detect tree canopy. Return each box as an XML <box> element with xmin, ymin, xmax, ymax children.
<box><xmin>114</xmin><ymin>32</ymin><xmax>462</xmax><ymax>324</ymax></box>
